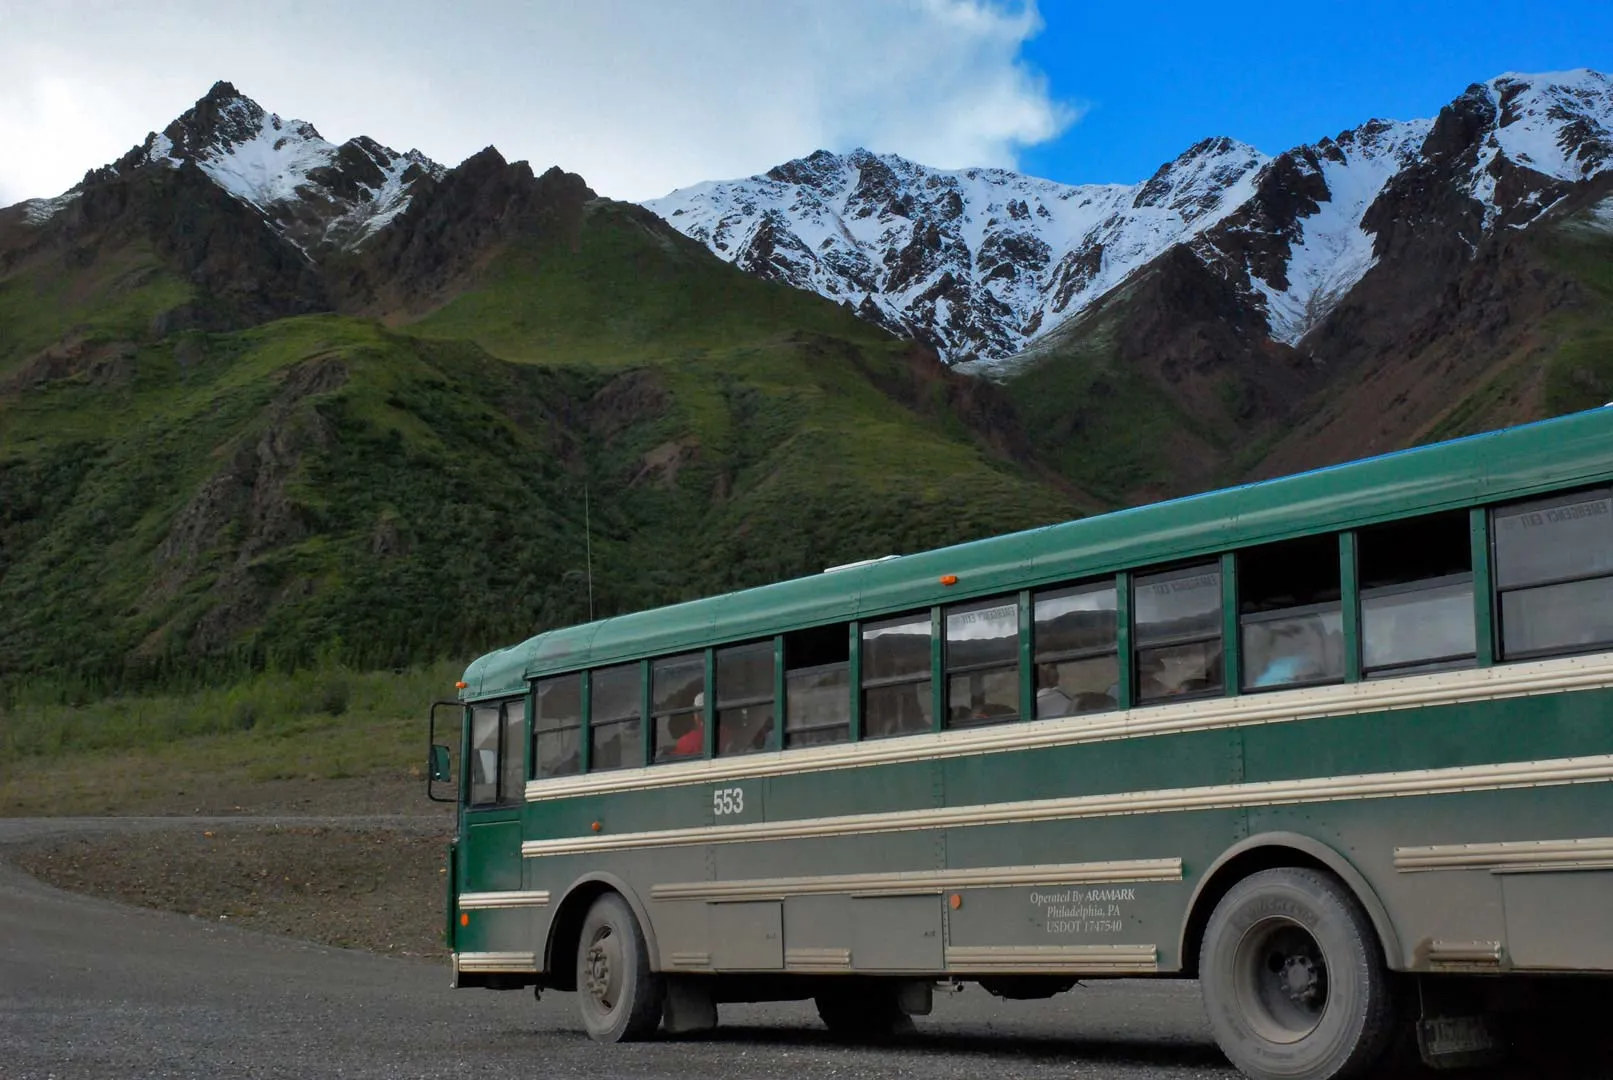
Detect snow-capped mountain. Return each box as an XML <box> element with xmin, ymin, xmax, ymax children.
<box><xmin>649</xmin><ymin>138</ymin><xmax>1266</xmax><ymax>363</ymax></box>
<box><xmin>645</xmin><ymin>69</ymin><xmax>1613</xmax><ymax>365</ymax></box>
<box><xmin>26</xmin><ymin>81</ymin><xmax>444</xmax><ymax>254</ymax></box>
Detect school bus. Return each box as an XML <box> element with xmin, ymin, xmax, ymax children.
<box><xmin>429</xmin><ymin>407</ymin><xmax>1613</xmax><ymax>1080</ymax></box>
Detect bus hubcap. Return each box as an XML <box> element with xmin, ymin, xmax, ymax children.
<box><xmin>1281</xmin><ymin>955</ymin><xmax>1321</xmax><ymax>1004</ymax></box>
<box><xmin>1236</xmin><ymin>917</ymin><xmax>1329</xmax><ymax>1043</ymax></box>
<box><xmin>584</xmin><ymin>930</ymin><xmax>621</xmax><ymax>1011</ymax></box>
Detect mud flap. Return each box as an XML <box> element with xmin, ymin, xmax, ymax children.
<box><xmin>896</xmin><ymin>980</ymin><xmax>933</xmax><ymax>1016</ymax></box>
<box><xmin>663</xmin><ymin>978</ymin><xmax>718</xmax><ymax>1035</ymax></box>
<box><xmin>1416</xmin><ymin>979</ymin><xmax>1503</xmax><ymax>1070</ymax></box>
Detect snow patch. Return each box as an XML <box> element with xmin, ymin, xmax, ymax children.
<box><xmin>1252</xmin><ymin>120</ymin><xmax>1433</xmax><ymax>344</ymax></box>
<box><xmin>1488</xmin><ymin>69</ymin><xmax>1613</xmax><ymax>183</ymax></box>
<box><xmin>1565</xmin><ymin>194</ymin><xmax>1613</xmax><ymax>236</ymax></box>
<box><xmin>145</xmin><ymin>131</ymin><xmax>181</xmax><ymax>167</ymax></box>
<box><xmin>191</xmin><ymin>105</ymin><xmax>334</xmax><ymax>211</ymax></box>
<box><xmin>19</xmin><ymin>191</ymin><xmax>80</xmax><ymax>225</ymax></box>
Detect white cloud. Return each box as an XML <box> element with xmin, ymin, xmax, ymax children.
<box><xmin>0</xmin><ymin>0</ymin><xmax>1074</xmax><ymax>206</ymax></box>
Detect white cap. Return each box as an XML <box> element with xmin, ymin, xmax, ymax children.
<box><xmin>693</xmin><ymin>691</ymin><xmax>704</xmax><ymax>708</ymax></box>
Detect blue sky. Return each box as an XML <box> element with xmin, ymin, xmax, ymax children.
<box><xmin>2</xmin><ymin>1</ymin><xmax>1612</xmax><ymax>205</ymax></box>
<box><xmin>1018</xmin><ymin>0</ymin><xmax>1613</xmax><ymax>185</ymax></box>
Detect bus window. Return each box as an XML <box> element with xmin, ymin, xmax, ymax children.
<box><xmin>652</xmin><ymin>653</ymin><xmax>705</xmax><ymax>761</ymax></box>
<box><xmin>945</xmin><ymin>596</ymin><xmax>1019</xmax><ymax>728</ymax></box>
<box><xmin>1239</xmin><ymin>534</ymin><xmax>1344</xmax><ymax>691</ymax></box>
<box><xmin>589</xmin><ymin>663</ymin><xmax>643</xmax><ymax>771</ymax></box>
<box><xmin>861</xmin><ymin>612</ymin><xmax>934</xmax><ymax>738</ymax></box>
<box><xmin>716</xmin><ymin>640</ymin><xmax>775</xmax><ymax>756</ymax></box>
<box><xmin>469</xmin><ymin>703</ymin><xmax>501</xmax><ymax>805</ymax></box>
<box><xmin>1033</xmin><ymin>581</ymin><xmax>1118</xmax><ymax>717</ymax></box>
<box><xmin>1494</xmin><ymin>487</ymin><xmax>1613</xmax><ymax>659</ymax></box>
<box><xmin>532</xmin><ymin>677</ymin><xmax>580</xmax><ymax>779</ymax></box>
<box><xmin>784</xmin><ymin>624</ymin><xmax>850</xmax><ymax>747</ymax></box>
<box><xmin>1134</xmin><ymin>564</ymin><xmax>1223</xmax><ymax>702</ymax></box>
<box><xmin>501</xmin><ymin>696</ymin><xmax>526</xmax><ymax>796</ymax></box>
<box><xmin>469</xmin><ymin>696</ymin><xmax>527</xmax><ymax>804</ymax></box>
<box><xmin>1359</xmin><ymin>511</ymin><xmax>1474</xmax><ymax>677</ymax></box>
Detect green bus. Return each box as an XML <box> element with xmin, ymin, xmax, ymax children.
<box><xmin>428</xmin><ymin>407</ymin><xmax>1613</xmax><ymax>1080</ymax></box>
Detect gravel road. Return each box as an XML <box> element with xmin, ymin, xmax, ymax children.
<box><xmin>0</xmin><ymin>817</ymin><xmax>1236</xmax><ymax>1080</ymax></box>
<box><xmin>0</xmin><ymin>818</ymin><xmax>1596</xmax><ymax>1079</ymax></box>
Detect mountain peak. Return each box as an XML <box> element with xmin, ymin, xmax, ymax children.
<box><xmin>155</xmin><ymin>81</ymin><xmax>321</xmax><ymax>165</ymax></box>
<box><xmin>53</xmin><ymin>81</ymin><xmax>447</xmax><ymax>253</ymax></box>
<box><xmin>764</xmin><ymin>148</ymin><xmax>854</xmax><ymax>188</ymax></box>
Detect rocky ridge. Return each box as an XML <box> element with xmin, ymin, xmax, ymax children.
<box><xmin>645</xmin><ymin>70</ymin><xmax>1613</xmax><ymax>366</ymax></box>
<box><xmin>24</xmin><ymin>81</ymin><xmax>445</xmax><ymax>255</ymax></box>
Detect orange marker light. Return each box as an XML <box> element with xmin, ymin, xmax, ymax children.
<box><xmin>454</xmin><ymin>680</ymin><xmax>468</xmax><ymax>690</ymax></box>
<box><xmin>459</xmin><ymin>912</ymin><xmax>469</xmax><ymax>926</ymax></box>
<box><xmin>949</xmin><ymin>893</ymin><xmax>963</xmax><ymax>910</ymax></box>
<box><xmin>591</xmin><ymin>821</ymin><xmax>603</xmax><ymax>833</ymax></box>
<box><xmin>940</xmin><ymin>574</ymin><xmax>958</xmax><ymax>586</ymax></box>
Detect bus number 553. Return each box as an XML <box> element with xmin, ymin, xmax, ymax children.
<box><xmin>713</xmin><ymin>788</ymin><xmax>745</xmax><ymax>816</ymax></box>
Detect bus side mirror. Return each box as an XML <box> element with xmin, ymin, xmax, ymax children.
<box><xmin>429</xmin><ymin>744</ymin><xmax>452</xmax><ymax>783</ymax></box>
<box><xmin>428</xmin><ymin>699</ymin><xmax>463</xmax><ymax>803</ymax></box>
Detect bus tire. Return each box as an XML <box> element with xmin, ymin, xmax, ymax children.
<box><xmin>815</xmin><ymin>982</ymin><xmax>915</xmax><ymax>1038</ymax></box>
<box><xmin>1199</xmin><ymin>867</ymin><xmax>1394</xmax><ymax>1080</ymax></box>
<box><xmin>576</xmin><ymin>892</ymin><xmax>664</xmax><ymax>1042</ymax></box>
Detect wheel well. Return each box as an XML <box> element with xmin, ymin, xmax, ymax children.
<box><xmin>1179</xmin><ymin>845</ymin><xmax>1334</xmax><ymax>978</ymax></box>
<box><xmin>544</xmin><ymin>881</ymin><xmax>617</xmax><ymax>992</ymax></box>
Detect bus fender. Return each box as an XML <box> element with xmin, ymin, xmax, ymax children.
<box><xmin>546</xmin><ymin>872</ymin><xmax>663</xmax><ymax>977</ymax></box>
<box><xmin>1178</xmin><ymin>832</ymin><xmax>1402</xmax><ymax>972</ymax></box>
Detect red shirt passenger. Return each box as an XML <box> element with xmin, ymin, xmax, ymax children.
<box><xmin>670</xmin><ymin>692</ymin><xmax>704</xmax><ymax>757</ymax></box>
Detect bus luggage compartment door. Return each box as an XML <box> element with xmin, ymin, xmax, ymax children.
<box><xmin>709</xmin><ymin>901</ymin><xmax>783</xmax><ymax>970</ymax></box>
<box><xmin>1502</xmin><ymin>870</ymin><xmax>1613</xmax><ymax>970</ymax></box>
<box><xmin>852</xmin><ymin>895</ymin><xmax>943</xmax><ymax>972</ymax></box>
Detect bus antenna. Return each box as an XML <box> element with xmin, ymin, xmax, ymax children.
<box><xmin>585</xmin><ymin>483</ymin><xmax>595</xmax><ymax>622</ymax></box>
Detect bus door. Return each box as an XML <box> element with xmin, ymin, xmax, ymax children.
<box><xmin>454</xmin><ymin>696</ymin><xmax>529</xmax><ymax>965</ymax></box>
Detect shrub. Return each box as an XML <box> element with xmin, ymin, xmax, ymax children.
<box><xmin>316</xmin><ymin>675</ymin><xmax>351</xmax><ymax>717</ymax></box>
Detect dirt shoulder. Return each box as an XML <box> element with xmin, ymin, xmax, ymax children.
<box><xmin>1</xmin><ymin>767</ymin><xmax>459</xmax><ymax>960</ymax></box>
<box><xmin>2</xmin><ymin>755</ymin><xmax>449</xmax><ymax>818</ymax></box>
<box><xmin>8</xmin><ymin>820</ymin><xmax>453</xmax><ymax>958</ymax></box>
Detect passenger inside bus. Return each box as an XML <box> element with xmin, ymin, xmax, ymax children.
<box><xmin>1249</xmin><ymin>619</ymin><xmax>1329</xmax><ymax>687</ymax></box>
<box><xmin>1035</xmin><ymin>664</ymin><xmax>1072</xmax><ymax>718</ymax></box>
<box><xmin>1140</xmin><ymin>646</ymin><xmax>1222</xmax><ymax>698</ymax></box>
<box><xmin>664</xmin><ymin>692</ymin><xmax>704</xmax><ymax>758</ymax></box>
<box><xmin>717</xmin><ymin>705</ymin><xmax>773</xmax><ymax>755</ymax></box>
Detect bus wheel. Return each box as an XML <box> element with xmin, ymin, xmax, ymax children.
<box><xmin>815</xmin><ymin>982</ymin><xmax>915</xmax><ymax>1038</ymax></box>
<box><xmin>1200</xmin><ymin>868</ymin><xmax>1394</xmax><ymax>1080</ymax></box>
<box><xmin>576</xmin><ymin>893</ymin><xmax>664</xmax><ymax>1042</ymax></box>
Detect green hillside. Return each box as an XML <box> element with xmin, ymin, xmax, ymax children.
<box><xmin>1537</xmin><ymin>215</ymin><xmax>1613</xmax><ymax>416</ymax></box>
<box><xmin>997</xmin><ymin>206</ymin><xmax>1613</xmax><ymax>499</ymax></box>
<box><xmin>408</xmin><ymin>201</ymin><xmax>899</xmax><ymax>366</ymax></box>
<box><xmin>0</xmin><ymin>241</ymin><xmax>194</xmax><ymax>378</ymax></box>
<box><xmin>0</xmin><ymin>195</ymin><xmax>1080</xmax><ymax>704</ymax></box>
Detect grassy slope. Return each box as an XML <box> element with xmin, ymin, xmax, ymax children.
<box><xmin>1537</xmin><ymin>219</ymin><xmax>1613</xmax><ymax>414</ymax></box>
<box><xmin>1387</xmin><ymin>218</ymin><xmax>1613</xmax><ymax>447</ymax></box>
<box><xmin>402</xmin><ymin>201</ymin><xmax>1076</xmax><ymax>604</ymax></box>
<box><xmin>0</xmin><ymin>242</ymin><xmax>194</xmax><ymax>377</ymax></box>
<box><xmin>995</xmin><ymin>301</ymin><xmax>1223</xmax><ymax>505</ymax></box>
<box><xmin>407</xmin><ymin>201</ymin><xmax>895</xmax><ymax>367</ymax></box>
<box><xmin>0</xmin><ymin>200</ymin><xmax>1078</xmax><ymax>710</ymax></box>
<box><xmin>0</xmin><ymin>662</ymin><xmax>459</xmax><ymax>814</ymax></box>
<box><xmin>1002</xmin><ymin>209</ymin><xmax>1613</xmax><ymax>497</ymax></box>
